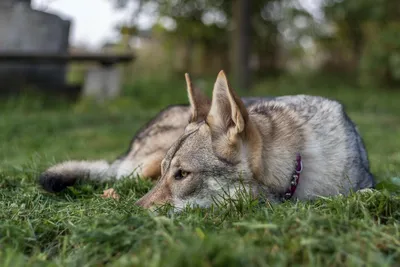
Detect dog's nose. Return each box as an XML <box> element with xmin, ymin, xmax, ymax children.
<box><xmin>135</xmin><ymin>182</ymin><xmax>171</xmax><ymax>209</ymax></box>
<box><xmin>135</xmin><ymin>198</ymin><xmax>145</xmax><ymax>207</ymax></box>
<box><xmin>135</xmin><ymin>197</ymin><xmax>152</xmax><ymax>208</ymax></box>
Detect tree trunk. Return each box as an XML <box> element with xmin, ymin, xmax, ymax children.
<box><xmin>230</xmin><ymin>0</ymin><xmax>239</xmax><ymax>80</ymax></box>
<box><xmin>345</xmin><ymin>18</ymin><xmax>364</xmax><ymax>71</ymax></box>
<box><xmin>256</xmin><ymin>36</ymin><xmax>281</xmax><ymax>78</ymax></box>
<box><xmin>231</xmin><ymin>0</ymin><xmax>251</xmax><ymax>91</ymax></box>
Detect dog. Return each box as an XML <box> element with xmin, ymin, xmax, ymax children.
<box><xmin>39</xmin><ymin>71</ymin><xmax>374</xmax><ymax>209</ymax></box>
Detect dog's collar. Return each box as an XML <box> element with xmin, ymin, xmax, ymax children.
<box><xmin>283</xmin><ymin>153</ymin><xmax>303</xmax><ymax>201</ymax></box>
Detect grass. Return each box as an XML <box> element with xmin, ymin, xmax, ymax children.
<box><xmin>0</xmin><ymin>75</ymin><xmax>399</xmax><ymax>267</ymax></box>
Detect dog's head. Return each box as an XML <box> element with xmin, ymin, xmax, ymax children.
<box><xmin>136</xmin><ymin>71</ymin><xmax>262</xmax><ymax>210</ymax></box>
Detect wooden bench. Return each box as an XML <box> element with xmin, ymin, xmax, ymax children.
<box><xmin>0</xmin><ymin>52</ymin><xmax>135</xmax><ymax>100</ymax></box>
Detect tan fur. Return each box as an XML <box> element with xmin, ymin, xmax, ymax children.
<box><xmin>141</xmin><ymin>152</ymin><xmax>164</xmax><ymax>179</ymax></box>
<box><xmin>135</xmin><ymin>172</ymin><xmax>173</xmax><ymax>208</ymax></box>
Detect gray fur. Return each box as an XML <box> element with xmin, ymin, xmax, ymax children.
<box><xmin>39</xmin><ymin>90</ymin><xmax>374</xmax><ymax>208</ymax></box>
<box><xmin>135</xmin><ymin>80</ymin><xmax>375</xmax><ymax>209</ymax></box>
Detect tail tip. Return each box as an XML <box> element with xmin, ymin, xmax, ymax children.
<box><xmin>39</xmin><ymin>172</ymin><xmax>77</xmax><ymax>193</ymax></box>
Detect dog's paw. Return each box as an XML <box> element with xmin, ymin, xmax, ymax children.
<box><xmin>101</xmin><ymin>188</ymin><xmax>120</xmax><ymax>200</ymax></box>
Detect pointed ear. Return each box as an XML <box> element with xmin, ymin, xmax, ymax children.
<box><xmin>185</xmin><ymin>73</ymin><xmax>211</xmax><ymax>122</ymax></box>
<box><xmin>207</xmin><ymin>70</ymin><xmax>248</xmax><ymax>137</ymax></box>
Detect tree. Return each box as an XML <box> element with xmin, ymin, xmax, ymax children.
<box><xmin>230</xmin><ymin>0</ymin><xmax>251</xmax><ymax>90</ymax></box>
<box><xmin>110</xmin><ymin>0</ymin><xmax>318</xmax><ymax>88</ymax></box>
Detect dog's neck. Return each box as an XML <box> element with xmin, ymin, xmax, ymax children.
<box><xmin>247</xmin><ymin>109</ymin><xmax>305</xmax><ymax>195</ymax></box>
<box><xmin>244</xmin><ymin>119</ymin><xmax>264</xmax><ymax>181</ymax></box>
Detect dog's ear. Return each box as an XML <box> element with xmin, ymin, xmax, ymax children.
<box><xmin>207</xmin><ymin>70</ymin><xmax>248</xmax><ymax>140</ymax></box>
<box><xmin>185</xmin><ymin>73</ymin><xmax>211</xmax><ymax>122</ymax></box>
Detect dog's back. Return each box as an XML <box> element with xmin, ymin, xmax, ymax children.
<box><xmin>248</xmin><ymin>95</ymin><xmax>374</xmax><ymax>198</ymax></box>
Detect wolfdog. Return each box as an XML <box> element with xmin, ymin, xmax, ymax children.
<box><xmin>39</xmin><ymin>71</ymin><xmax>374</xmax><ymax>209</ymax></box>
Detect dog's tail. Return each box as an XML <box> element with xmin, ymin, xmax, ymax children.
<box><xmin>39</xmin><ymin>160</ymin><xmax>117</xmax><ymax>193</ymax></box>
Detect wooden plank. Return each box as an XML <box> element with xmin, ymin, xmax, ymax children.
<box><xmin>0</xmin><ymin>52</ymin><xmax>135</xmax><ymax>65</ymax></box>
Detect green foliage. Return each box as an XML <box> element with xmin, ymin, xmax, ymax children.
<box><xmin>323</xmin><ymin>0</ymin><xmax>386</xmax><ymax>22</ymax></box>
<box><xmin>360</xmin><ymin>22</ymin><xmax>400</xmax><ymax>87</ymax></box>
<box><xmin>320</xmin><ymin>0</ymin><xmax>400</xmax><ymax>87</ymax></box>
<box><xmin>0</xmin><ymin>77</ymin><xmax>400</xmax><ymax>266</ymax></box>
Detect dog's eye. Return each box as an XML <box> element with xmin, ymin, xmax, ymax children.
<box><xmin>174</xmin><ymin>169</ymin><xmax>190</xmax><ymax>180</ymax></box>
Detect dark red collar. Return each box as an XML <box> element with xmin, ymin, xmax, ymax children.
<box><xmin>283</xmin><ymin>153</ymin><xmax>302</xmax><ymax>200</ymax></box>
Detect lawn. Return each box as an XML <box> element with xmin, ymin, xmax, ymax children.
<box><xmin>0</xmin><ymin>75</ymin><xmax>399</xmax><ymax>267</ymax></box>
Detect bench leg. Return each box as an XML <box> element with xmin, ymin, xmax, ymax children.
<box><xmin>82</xmin><ymin>66</ymin><xmax>121</xmax><ymax>101</ymax></box>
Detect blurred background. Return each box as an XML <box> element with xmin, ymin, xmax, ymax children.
<box><xmin>101</xmin><ymin>0</ymin><xmax>400</xmax><ymax>91</ymax></box>
<box><xmin>0</xmin><ymin>0</ymin><xmax>399</xmax><ymax>182</ymax></box>
<box><xmin>1</xmin><ymin>0</ymin><xmax>400</xmax><ymax>101</ymax></box>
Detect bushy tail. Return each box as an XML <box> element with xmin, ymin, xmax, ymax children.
<box><xmin>39</xmin><ymin>160</ymin><xmax>115</xmax><ymax>193</ymax></box>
